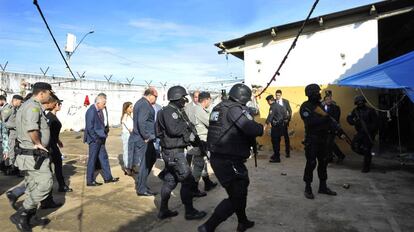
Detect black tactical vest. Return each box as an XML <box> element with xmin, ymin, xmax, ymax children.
<box><xmin>207</xmin><ymin>100</ymin><xmax>252</xmax><ymax>159</ymax></box>
<box><xmin>156</xmin><ymin>105</ymin><xmax>190</xmax><ymax>149</ymax></box>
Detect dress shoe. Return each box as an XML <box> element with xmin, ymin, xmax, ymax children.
<box><xmin>137</xmin><ymin>191</ymin><xmax>156</xmax><ymax>197</ymax></box>
<box><xmin>40</xmin><ymin>201</ymin><xmax>63</xmax><ymax>209</ymax></box>
<box><xmin>147</xmin><ymin>190</ymin><xmax>158</xmax><ymax>195</ymax></box>
<box><xmin>87</xmin><ymin>181</ymin><xmax>103</xmax><ymax>187</ymax></box>
<box><xmin>318</xmin><ymin>187</ymin><xmax>337</xmax><ymax>196</ymax></box>
<box><xmin>104</xmin><ymin>177</ymin><xmax>120</xmax><ymax>183</ymax></box>
<box><xmin>185</xmin><ymin>209</ymin><xmax>207</xmax><ymax>220</ymax></box>
<box><xmin>237</xmin><ymin>220</ymin><xmax>255</xmax><ymax>232</ymax></box>
<box><xmin>58</xmin><ymin>185</ymin><xmax>73</xmax><ymax>193</ymax></box>
<box><xmin>157</xmin><ymin>210</ymin><xmax>179</xmax><ymax>220</ymax></box>
<box><xmin>6</xmin><ymin>191</ymin><xmax>19</xmax><ymax>211</ymax></box>
<box><xmin>193</xmin><ymin>190</ymin><xmax>207</xmax><ymax>198</ymax></box>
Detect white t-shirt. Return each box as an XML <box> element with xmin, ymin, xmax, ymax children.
<box><xmin>121</xmin><ymin>114</ymin><xmax>133</xmax><ymax>134</ymax></box>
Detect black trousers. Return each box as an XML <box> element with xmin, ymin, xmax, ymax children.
<box><xmin>303</xmin><ymin>136</ymin><xmax>328</xmax><ymax>184</ymax></box>
<box><xmin>270</xmin><ymin>126</ymin><xmax>283</xmax><ymax>159</ymax></box>
<box><xmin>50</xmin><ymin>145</ymin><xmax>66</xmax><ymax>188</ymax></box>
<box><xmin>209</xmin><ymin>155</ymin><xmax>249</xmax><ymax>224</ymax></box>
<box><xmin>159</xmin><ymin>149</ymin><xmax>197</xmax><ymax>212</ymax></box>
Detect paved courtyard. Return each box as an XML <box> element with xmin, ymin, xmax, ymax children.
<box><xmin>1</xmin><ymin>128</ymin><xmax>413</xmax><ymax>232</ymax></box>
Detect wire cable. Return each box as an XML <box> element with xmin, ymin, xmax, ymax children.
<box><xmin>256</xmin><ymin>0</ymin><xmax>320</xmax><ymax>97</ymax></box>
<box><xmin>33</xmin><ymin>0</ymin><xmax>77</xmax><ymax>81</ymax></box>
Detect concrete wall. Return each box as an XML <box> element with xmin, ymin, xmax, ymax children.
<box><xmin>243</xmin><ymin>20</ymin><xmax>381</xmax><ymax>151</ymax></box>
<box><xmin>0</xmin><ymin>72</ymin><xmax>168</xmax><ymax>131</ymax></box>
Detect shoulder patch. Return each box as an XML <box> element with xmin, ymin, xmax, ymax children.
<box><xmin>32</xmin><ymin>107</ymin><xmax>40</xmax><ymax>113</ymax></box>
<box><xmin>210</xmin><ymin>111</ymin><xmax>219</xmax><ymax>121</ymax></box>
<box><xmin>172</xmin><ymin>112</ymin><xmax>178</xmax><ymax>119</ymax></box>
<box><xmin>243</xmin><ymin>111</ymin><xmax>253</xmax><ymax>120</ymax></box>
<box><xmin>302</xmin><ymin>111</ymin><xmax>310</xmax><ymax>117</ymax></box>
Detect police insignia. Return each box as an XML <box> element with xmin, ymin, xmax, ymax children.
<box><xmin>172</xmin><ymin>112</ymin><xmax>178</xmax><ymax>119</ymax></box>
<box><xmin>243</xmin><ymin>111</ymin><xmax>253</xmax><ymax>120</ymax></box>
<box><xmin>32</xmin><ymin>108</ymin><xmax>40</xmax><ymax>113</ymax></box>
<box><xmin>210</xmin><ymin>111</ymin><xmax>219</xmax><ymax>121</ymax></box>
<box><xmin>302</xmin><ymin>111</ymin><xmax>310</xmax><ymax>117</ymax></box>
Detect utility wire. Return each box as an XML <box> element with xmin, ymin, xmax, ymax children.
<box><xmin>33</xmin><ymin>0</ymin><xmax>77</xmax><ymax>81</ymax></box>
<box><xmin>256</xmin><ymin>0</ymin><xmax>320</xmax><ymax>97</ymax></box>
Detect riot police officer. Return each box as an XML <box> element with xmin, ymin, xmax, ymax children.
<box><xmin>156</xmin><ymin>85</ymin><xmax>207</xmax><ymax>220</ymax></box>
<box><xmin>11</xmin><ymin>82</ymin><xmax>54</xmax><ymax>232</ymax></box>
<box><xmin>300</xmin><ymin>84</ymin><xmax>338</xmax><ymax>200</ymax></box>
<box><xmin>198</xmin><ymin>84</ymin><xmax>263</xmax><ymax>232</ymax></box>
<box><xmin>347</xmin><ymin>95</ymin><xmax>378</xmax><ymax>173</ymax></box>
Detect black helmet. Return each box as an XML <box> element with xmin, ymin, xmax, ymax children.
<box><xmin>354</xmin><ymin>95</ymin><xmax>366</xmax><ymax>105</ymax></box>
<box><xmin>167</xmin><ymin>85</ymin><xmax>188</xmax><ymax>101</ymax></box>
<box><xmin>305</xmin><ymin>84</ymin><xmax>321</xmax><ymax>97</ymax></box>
<box><xmin>228</xmin><ymin>83</ymin><xmax>252</xmax><ymax>105</ymax></box>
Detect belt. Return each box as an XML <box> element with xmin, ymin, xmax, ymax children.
<box><xmin>19</xmin><ymin>148</ymin><xmax>36</xmax><ymax>156</ymax></box>
<box><xmin>163</xmin><ymin>148</ymin><xmax>185</xmax><ymax>153</ymax></box>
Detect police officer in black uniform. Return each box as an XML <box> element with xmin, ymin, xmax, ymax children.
<box><xmin>347</xmin><ymin>95</ymin><xmax>378</xmax><ymax>173</ymax></box>
<box><xmin>156</xmin><ymin>85</ymin><xmax>207</xmax><ymax>220</ymax></box>
<box><xmin>198</xmin><ymin>84</ymin><xmax>263</xmax><ymax>232</ymax></box>
<box><xmin>300</xmin><ymin>84</ymin><xmax>338</xmax><ymax>200</ymax></box>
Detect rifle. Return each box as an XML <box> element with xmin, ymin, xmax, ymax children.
<box><xmin>252</xmin><ymin>139</ymin><xmax>258</xmax><ymax>168</ymax></box>
<box><xmin>312</xmin><ymin>106</ymin><xmax>352</xmax><ymax>145</ymax></box>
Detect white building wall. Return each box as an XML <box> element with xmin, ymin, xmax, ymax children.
<box><xmin>1</xmin><ymin>72</ymin><xmax>169</xmax><ymax>131</ymax></box>
<box><xmin>244</xmin><ymin>20</ymin><xmax>379</xmax><ymax>87</ymax></box>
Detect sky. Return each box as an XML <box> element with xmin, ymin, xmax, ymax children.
<box><xmin>0</xmin><ymin>0</ymin><xmax>381</xmax><ymax>87</ymax></box>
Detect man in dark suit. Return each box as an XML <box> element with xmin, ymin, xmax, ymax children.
<box><xmin>323</xmin><ymin>95</ymin><xmax>345</xmax><ymax>163</ymax></box>
<box><xmin>275</xmin><ymin>90</ymin><xmax>292</xmax><ymax>157</ymax></box>
<box><xmin>130</xmin><ymin>87</ymin><xmax>158</xmax><ymax>196</ymax></box>
<box><xmin>84</xmin><ymin>94</ymin><xmax>119</xmax><ymax>186</ymax></box>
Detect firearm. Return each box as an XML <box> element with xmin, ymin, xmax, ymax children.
<box><xmin>312</xmin><ymin>106</ymin><xmax>352</xmax><ymax>145</ymax></box>
<box><xmin>252</xmin><ymin>139</ymin><xmax>258</xmax><ymax>168</ymax></box>
<box><xmin>33</xmin><ymin>149</ymin><xmax>49</xmax><ymax>170</ymax></box>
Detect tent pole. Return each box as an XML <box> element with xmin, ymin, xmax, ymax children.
<box><xmin>396</xmin><ymin>102</ymin><xmax>402</xmax><ymax>154</ymax></box>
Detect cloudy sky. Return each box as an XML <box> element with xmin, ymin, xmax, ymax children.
<box><xmin>0</xmin><ymin>0</ymin><xmax>380</xmax><ymax>86</ymax></box>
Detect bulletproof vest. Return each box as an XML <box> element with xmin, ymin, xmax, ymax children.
<box><xmin>300</xmin><ymin>101</ymin><xmax>331</xmax><ymax>136</ymax></box>
<box><xmin>156</xmin><ymin>104</ymin><xmax>191</xmax><ymax>149</ymax></box>
<box><xmin>207</xmin><ymin>100</ymin><xmax>252</xmax><ymax>159</ymax></box>
<box><xmin>353</xmin><ymin>106</ymin><xmax>377</xmax><ymax>135</ymax></box>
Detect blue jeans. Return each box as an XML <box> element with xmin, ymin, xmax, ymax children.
<box><xmin>121</xmin><ymin>132</ymin><xmax>130</xmax><ymax>168</ymax></box>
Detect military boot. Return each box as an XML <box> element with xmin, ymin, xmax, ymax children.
<box><xmin>304</xmin><ymin>184</ymin><xmax>314</xmax><ymax>199</ymax></box>
<box><xmin>10</xmin><ymin>207</ymin><xmax>36</xmax><ymax>232</ymax></box>
<box><xmin>203</xmin><ymin>176</ymin><xmax>218</xmax><ymax>192</ymax></box>
<box><xmin>318</xmin><ymin>181</ymin><xmax>337</xmax><ymax>196</ymax></box>
<box><xmin>237</xmin><ymin>220</ymin><xmax>255</xmax><ymax>232</ymax></box>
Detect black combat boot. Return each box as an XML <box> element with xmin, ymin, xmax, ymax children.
<box><xmin>185</xmin><ymin>207</ymin><xmax>207</xmax><ymax>220</ymax></box>
<box><xmin>198</xmin><ymin>212</ymin><xmax>226</xmax><ymax>232</ymax></box>
<box><xmin>304</xmin><ymin>183</ymin><xmax>314</xmax><ymax>199</ymax></box>
<box><xmin>157</xmin><ymin>199</ymin><xmax>178</xmax><ymax>220</ymax></box>
<box><xmin>237</xmin><ymin>219</ymin><xmax>255</xmax><ymax>232</ymax></box>
<box><xmin>6</xmin><ymin>191</ymin><xmax>19</xmax><ymax>211</ymax></box>
<box><xmin>203</xmin><ymin>176</ymin><xmax>218</xmax><ymax>192</ymax></box>
<box><xmin>318</xmin><ymin>181</ymin><xmax>337</xmax><ymax>196</ymax></box>
<box><xmin>40</xmin><ymin>197</ymin><xmax>63</xmax><ymax>209</ymax></box>
<box><xmin>10</xmin><ymin>207</ymin><xmax>36</xmax><ymax>232</ymax></box>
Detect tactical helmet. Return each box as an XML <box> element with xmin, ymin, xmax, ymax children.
<box><xmin>228</xmin><ymin>84</ymin><xmax>252</xmax><ymax>105</ymax></box>
<box><xmin>167</xmin><ymin>85</ymin><xmax>188</xmax><ymax>101</ymax></box>
<box><xmin>354</xmin><ymin>95</ymin><xmax>366</xmax><ymax>105</ymax></box>
<box><xmin>305</xmin><ymin>84</ymin><xmax>321</xmax><ymax>97</ymax></box>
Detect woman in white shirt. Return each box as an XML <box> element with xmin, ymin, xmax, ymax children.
<box><xmin>120</xmin><ymin>102</ymin><xmax>133</xmax><ymax>175</ymax></box>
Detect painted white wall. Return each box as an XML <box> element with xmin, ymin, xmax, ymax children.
<box><xmin>1</xmin><ymin>72</ymin><xmax>169</xmax><ymax>131</ymax></box>
<box><xmin>244</xmin><ymin>20</ymin><xmax>379</xmax><ymax>87</ymax></box>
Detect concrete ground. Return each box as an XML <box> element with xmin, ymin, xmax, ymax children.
<box><xmin>1</xmin><ymin>128</ymin><xmax>414</xmax><ymax>232</ymax></box>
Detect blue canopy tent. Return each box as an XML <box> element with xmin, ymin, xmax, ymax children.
<box><xmin>336</xmin><ymin>50</ymin><xmax>414</xmax><ymax>155</ymax></box>
<box><xmin>336</xmin><ymin>50</ymin><xmax>414</xmax><ymax>102</ymax></box>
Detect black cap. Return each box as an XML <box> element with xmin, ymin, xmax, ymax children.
<box><xmin>198</xmin><ymin>92</ymin><xmax>211</xmax><ymax>101</ymax></box>
<box><xmin>265</xmin><ymin>95</ymin><xmax>274</xmax><ymax>101</ymax></box>
<box><xmin>12</xmin><ymin>95</ymin><xmax>23</xmax><ymax>100</ymax></box>
<box><xmin>32</xmin><ymin>82</ymin><xmax>53</xmax><ymax>92</ymax></box>
<box><xmin>50</xmin><ymin>92</ymin><xmax>63</xmax><ymax>103</ymax></box>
